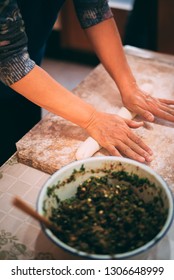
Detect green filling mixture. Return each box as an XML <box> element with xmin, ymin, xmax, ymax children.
<box><xmin>44</xmin><ymin>170</ymin><xmax>167</xmax><ymax>255</ymax></box>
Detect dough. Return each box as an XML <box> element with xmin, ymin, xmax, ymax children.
<box><xmin>75</xmin><ymin>107</ymin><xmax>135</xmax><ymax>160</ymax></box>
<box><xmin>75</xmin><ymin>137</ymin><xmax>101</xmax><ymax>160</ymax></box>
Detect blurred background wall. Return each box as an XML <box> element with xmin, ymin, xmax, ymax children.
<box><xmin>45</xmin><ymin>0</ymin><xmax>174</xmax><ymax>65</ymax></box>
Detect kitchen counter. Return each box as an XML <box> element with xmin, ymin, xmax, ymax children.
<box><xmin>0</xmin><ymin>46</ymin><xmax>174</xmax><ymax>260</ymax></box>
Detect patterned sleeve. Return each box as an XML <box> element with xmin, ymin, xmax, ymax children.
<box><xmin>73</xmin><ymin>0</ymin><xmax>113</xmax><ymax>29</ymax></box>
<box><xmin>0</xmin><ymin>0</ymin><xmax>35</xmax><ymax>86</ymax></box>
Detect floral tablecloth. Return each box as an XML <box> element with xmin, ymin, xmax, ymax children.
<box><xmin>0</xmin><ymin>154</ymin><xmax>81</xmax><ymax>260</ymax></box>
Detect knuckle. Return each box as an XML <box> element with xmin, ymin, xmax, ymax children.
<box><xmin>143</xmin><ymin>111</ymin><xmax>152</xmax><ymax>118</ymax></box>
<box><xmin>123</xmin><ymin>147</ymin><xmax>131</xmax><ymax>155</ymax></box>
<box><xmin>104</xmin><ymin>144</ymin><xmax>115</xmax><ymax>154</ymax></box>
<box><xmin>134</xmin><ymin>137</ymin><xmax>142</xmax><ymax>145</ymax></box>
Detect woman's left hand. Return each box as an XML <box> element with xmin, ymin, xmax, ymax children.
<box><xmin>122</xmin><ymin>87</ymin><xmax>174</xmax><ymax>122</ymax></box>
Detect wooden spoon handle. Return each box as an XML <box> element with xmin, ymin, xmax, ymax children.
<box><xmin>12</xmin><ymin>196</ymin><xmax>59</xmax><ymax>232</ymax></box>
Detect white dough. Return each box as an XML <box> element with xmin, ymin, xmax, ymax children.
<box><xmin>75</xmin><ymin>107</ymin><xmax>135</xmax><ymax>160</ymax></box>
<box><xmin>75</xmin><ymin>137</ymin><xmax>101</xmax><ymax>160</ymax></box>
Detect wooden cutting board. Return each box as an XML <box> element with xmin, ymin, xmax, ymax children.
<box><xmin>16</xmin><ymin>46</ymin><xmax>174</xmax><ymax>192</ymax></box>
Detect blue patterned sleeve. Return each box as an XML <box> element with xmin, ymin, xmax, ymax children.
<box><xmin>0</xmin><ymin>0</ymin><xmax>35</xmax><ymax>86</ymax></box>
<box><xmin>73</xmin><ymin>0</ymin><xmax>113</xmax><ymax>29</ymax></box>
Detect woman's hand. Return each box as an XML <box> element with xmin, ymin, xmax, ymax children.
<box><xmin>122</xmin><ymin>87</ymin><xmax>174</xmax><ymax>122</ymax></box>
<box><xmin>85</xmin><ymin>111</ymin><xmax>153</xmax><ymax>163</ymax></box>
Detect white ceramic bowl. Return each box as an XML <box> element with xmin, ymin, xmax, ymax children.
<box><xmin>37</xmin><ymin>156</ymin><xmax>174</xmax><ymax>259</ymax></box>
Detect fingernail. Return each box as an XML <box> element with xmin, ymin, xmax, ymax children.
<box><xmin>146</xmin><ymin>156</ymin><xmax>153</xmax><ymax>162</ymax></box>
<box><xmin>147</xmin><ymin>115</ymin><xmax>154</xmax><ymax>122</ymax></box>
<box><xmin>139</xmin><ymin>157</ymin><xmax>146</xmax><ymax>163</ymax></box>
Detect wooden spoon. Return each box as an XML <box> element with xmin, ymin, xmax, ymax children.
<box><xmin>12</xmin><ymin>196</ymin><xmax>60</xmax><ymax>232</ymax></box>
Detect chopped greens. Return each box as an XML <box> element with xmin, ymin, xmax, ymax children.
<box><xmin>44</xmin><ymin>170</ymin><xmax>167</xmax><ymax>255</ymax></box>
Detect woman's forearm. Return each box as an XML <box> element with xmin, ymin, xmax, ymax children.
<box><xmin>84</xmin><ymin>17</ymin><xmax>137</xmax><ymax>97</ymax></box>
<box><xmin>9</xmin><ymin>54</ymin><xmax>154</xmax><ymax>162</ymax></box>
<box><xmin>10</xmin><ymin>65</ymin><xmax>96</xmax><ymax>128</ymax></box>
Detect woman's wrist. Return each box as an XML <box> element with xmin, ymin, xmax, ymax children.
<box><xmin>117</xmin><ymin>79</ymin><xmax>138</xmax><ymax>101</ymax></box>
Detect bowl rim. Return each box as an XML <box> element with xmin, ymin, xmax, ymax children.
<box><xmin>37</xmin><ymin>156</ymin><xmax>174</xmax><ymax>259</ymax></box>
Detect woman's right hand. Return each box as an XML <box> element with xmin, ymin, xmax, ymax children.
<box><xmin>85</xmin><ymin>111</ymin><xmax>153</xmax><ymax>163</ymax></box>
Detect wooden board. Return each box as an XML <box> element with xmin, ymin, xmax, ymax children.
<box><xmin>16</xmin><ymin>46</ymin><xmax>174</xmax><ymax>192</ymax></box>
